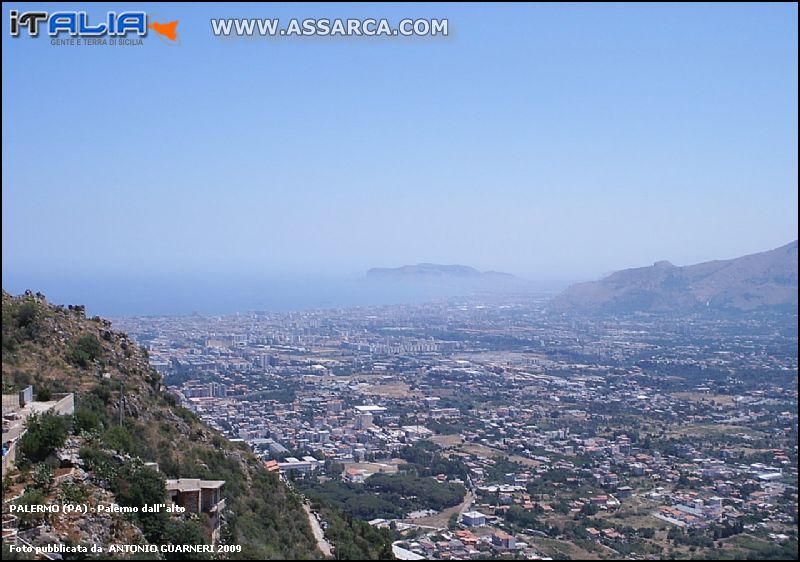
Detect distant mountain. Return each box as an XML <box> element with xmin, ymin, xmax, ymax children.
<box><xmin>363</xmin><ymin>263</ymin><xmax>533</xmax><ymax>297</ymax></box>
<box><xmin>367</xmin><ymin>263</ymin><xmax>512</xmax><ymax>280</ymax></box>
<box><xmin>550</xmin><ymin>241</ymin><xmax>798</xmax><ymax>314</ymax></box>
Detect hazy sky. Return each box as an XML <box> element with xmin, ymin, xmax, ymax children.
<box><xmin>3</xmin><ymin>3</ymin><xmax>798</xmax><ymax>300</ymax></box>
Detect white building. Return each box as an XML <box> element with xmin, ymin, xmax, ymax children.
<box><xmin>461</xmin><ymin>510</ymin><xmax>486</xmax><ymax>527</ymax></box>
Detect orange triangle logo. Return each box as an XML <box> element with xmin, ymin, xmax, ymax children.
<box><xmin>149</xmin><ymin>20</ymin><xmax>178</xmax><ymax>41</ymax></box>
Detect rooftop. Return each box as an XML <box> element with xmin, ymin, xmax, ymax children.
<box><xmin>166</xmin><ymin>478</ymin><xmax>225</xmax><ymax>492</ymax></box>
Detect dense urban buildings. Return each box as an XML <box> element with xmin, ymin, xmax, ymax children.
<box><xmin>113</xmin><ymin>296</ymin><xmax>799</xmax><ymax>560</ymax></box>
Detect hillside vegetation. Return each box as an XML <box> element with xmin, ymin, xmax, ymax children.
<box><xmin>2</xmin><ymin>290</ymin><xmax>321</xmax><ymax>559</ymax></box>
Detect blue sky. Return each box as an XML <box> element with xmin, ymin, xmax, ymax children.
<box><xmin>2</xmin><ymin>3</ymin><xmax>797</xmax><ymax>311</ymax></box>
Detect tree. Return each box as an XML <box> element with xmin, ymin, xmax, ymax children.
<box><xmin>19</xmin><ymin>412</ymin><xmax>71</xmax><ymax>462</ymax></box>
<box><xmin>15</xmin><ymin>301</ymin><xmax>38</xmax><ymax>339</ymax></box>
<box><xmin>113</xmin><ymin>460</ymin><xmax>166</xmax><ymax>510</ymax></box>
<box><xmin>103</xmin><ymin>425</ymin><xmax>135</xmax><ymax>455</ymax></box>
<box><xmin>580</xmin><ymin>502</ymin><xmax>599</xmax><ymax>516</ymax></box>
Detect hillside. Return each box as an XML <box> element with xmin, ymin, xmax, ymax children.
<box><xmin>1</xmin><ymin>290</ymin><xmax>391</xmax><ymax>559</ymax></box>
<box><xmin>550</xmin><ymin>241</ymin><xmax>798</xmax><ymax>314</ymax></box>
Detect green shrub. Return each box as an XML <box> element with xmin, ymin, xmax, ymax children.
<box><xmin>35</xmin><ymin>386</ymin><xmax>52</xmax><ymax>402</ymax></box>
<box><xmin>60</xmin><ymin>481</ymin><xmax>89</xmax><ymax>503</ymax></box>
<box><xmin>162</xmin><ymin>520</ymin><xmax>210</xmax><ymax>559</ymax></box>
<box><xmin>15</xmin><ymin>489</ymin><xmax>48</xmax><ymax>528</ymax></box>
<box><xmin>91</xmin><ymin>381</ymin><xmax>112</xmax><ymax>402</ymax></box>
<box><xmin>113</xmin><ymin>460</ymin><xmax>166</xmax><ymax>510</ymax></box>
<box><xmin>19</xmin><ymin>412</ymin><xmax>71</xmax><ymax>463</ymax></box>
<box><xmin>14</xmin><ymin>301</ymin><xmax>39</xmax><ymax>340</ymax></box>
<box><xmin>78</xmin><ymin>444</ymin><xmax>116</xmax><ymax>481</ymax></box>
<box><xmin>67</xmin><ymin>334</ymin><xmax>103</xmax><ymax>367</ymax></box>
<box><xmin>103</xmin><ymin>425</ymin><xmax>135</xmax><ymax>455</ymax></box>
<box><xmin>73</xmin><ymin>407</ymin><xmax>102</xmax><ymax>434</ymax></box>
<box><xmin>31</xmin><ymin>464</ymin><xmax>54</xmax><ymax>493</ymax></box>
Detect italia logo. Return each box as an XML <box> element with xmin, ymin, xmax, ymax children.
<box><xmin>9</xmin><ymin>10</ymin><xmax>179</xmax><ymax>42</ymax></box>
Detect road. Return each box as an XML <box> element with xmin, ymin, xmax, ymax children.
<box><xmin>303</xmin><ymin>502</ymin><xmax>333</xmax><ymax>557</ymax></box>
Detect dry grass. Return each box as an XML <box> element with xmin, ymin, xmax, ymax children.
<box><xmin>431</xmin><ymin>434</ymin><xmax>464</xmax><ymax>448</ymax></box>
<box><xmin>664</xmin><ymin>423</ymin><xmax>765</xmax><ymax>439</ymax></box>
<box><xmin>672</xmin><ymin>391</ymin><xmax>738</xmax><ymax>405</ymax></box>
<box><xmin>342</xmin><ymin>460</ymin><xmax>405</xmax><ymax>474</ymax></box>
<box><xmin>457</xmin><ymin>443</ymin><xmax>508</xmax><ymax>458</ymax></box>
<box><xmin>358</xmin><ymin>382</ymin><xmax>420</xmax><ymax>398</ymax></box>
<box><xmin>450</xmin><ymin>443</ymin><xmax>541</xmax><ymax>468</ymax></box>
<box><xmin>531</xmin><ymin>537</ymin><xmax>605</xmax><ymax>560</ymax></box>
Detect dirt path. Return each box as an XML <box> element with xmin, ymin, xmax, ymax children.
<box><xmin>401</xmin><ymin>490</ymin><xmax>474</xmax><ymax>529</ymax></box>
<box><xmin>303</xmin><ymin>503</ymin><xmax>333</xmax><ymax>557</ymax></box>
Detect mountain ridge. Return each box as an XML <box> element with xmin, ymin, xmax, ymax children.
<box><xmin>362</xmin><ymin>263</ymin><xmax>532</xmax><ymax>297</ymax></box>
<box><xmin>365</xmin><ymin>263</ymin><xmax>514</xmax><ymax>279</ymax></box>
<box><xmin>550</xmin><ymin>241</ymin><xmax>798</xmax><ymax>314</ymax></box>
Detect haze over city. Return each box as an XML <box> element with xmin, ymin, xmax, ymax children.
<box><xmin>2</xmin><ymin>2</ymin><xmax>797</xmax><ymax>315</ymax></box>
